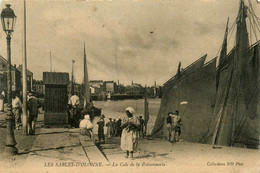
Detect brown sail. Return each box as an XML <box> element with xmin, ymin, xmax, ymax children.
<box><xmin>151</xmin><ymin>55</ymin><xmax>217</xmax><ymax>143</ymax></box>
<box><xmin>152</xmin><ymin>0</ymin><xmax>259</xmax><ymax>148</ymax></box>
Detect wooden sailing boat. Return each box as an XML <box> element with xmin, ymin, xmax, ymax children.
<box><xmin>83</xmin><ymin>42</ymin><xmax>101</xmax><ymax>119</ymax></box>
<box><xmin>152</xmin><ymin>0</ymin><xmax>259</xmax><ymax>148</ymax></box>
<box><xmin>208</xmin><ymin>0</ymin><xmax>259</xmax><ymax>147</ymax></box>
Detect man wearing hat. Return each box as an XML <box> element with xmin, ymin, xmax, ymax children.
<box><xmin>170</xmin><ymin>110</ymin><xmax>182</xmax><ymax>142</ymax></box>
<box><xmin>27</xmin><ymin>91</ymin><xmax>41</xmax><ymax>135</ymax></box>
<box><xmin>116</xmin><ymin>117</ymin><xmax>122</xmax><ymax>137</ymax></box>
<box><xmin>97</xmin><ymin>114</ymin><xmax>105</xmax><ymax>143</ymax></box>
<box><xmin>68</xmin><ymin>92</ymin><xmax>80</xmax><ymax>127</ymax></box>
<box><xmin>106</xmin><ymin>118</ymin><xmax>113</xmax><ymax>138</ymax></box>
<box><xmin>138</xmin><ymin>116</ymin><xmax>145</xmax><ymax>138</ymax></box>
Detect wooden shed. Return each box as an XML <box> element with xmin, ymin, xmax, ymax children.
<box><xmin>43</xmin><ymin>72</ymin><xmax>69</xmax><ymax>126</ymax></box>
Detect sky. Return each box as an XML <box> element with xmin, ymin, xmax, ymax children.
<box><xmin>0</xmin><ymin>0</ymin><xmax>259</xmax><ymax>86</ymax></box>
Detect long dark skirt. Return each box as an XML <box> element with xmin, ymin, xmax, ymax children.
<box><xmin>98</xmin><ymin>127</ymin><xmax>105</xmax><ymax>140</ymax></box>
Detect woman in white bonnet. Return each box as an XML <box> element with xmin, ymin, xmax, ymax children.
<box><xmin>79</xmin><ymin>114</ymin><xmax>94</xmax><ymax>140</ymax></box>
<box><xmin>120</xmin><ymin>107</ymin><xmax>139</xmax><ymax>159</ymax></box>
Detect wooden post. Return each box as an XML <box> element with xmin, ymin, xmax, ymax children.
<box><xmin>50</xmin><ymin>51</ymin><xmax>52</xmax><ymax>72</ymax></box>
<box><xmin>144</xmin><ymin>89</ymin><xmax>149</xmax><ymax>136</ymax></box>
<box><xmin>71</xmin><ymin>60</ymin><xmax>75</xmax><ymax>95</ymax></box>
<box><xmin>5</xmin><ymin>34</ymin><xmax>18</xmax><ymax>155</ymax></box>
<box><xmin>22</xmin><ymin>0</ymin><xmax>28</xmax><ymax>135</ymax></box>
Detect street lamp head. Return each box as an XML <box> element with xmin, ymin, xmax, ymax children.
<box><xmin>1</xmin><ymin>4</ymin><xmax>16</xmax><ymax>35</ymax></box>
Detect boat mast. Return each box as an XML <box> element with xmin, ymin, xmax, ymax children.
<box><xmin>50</xmin><ymin>51</ymin><xmax>52</xmax><ymax>72</ymax></box>
<box><xmin>231</xmin><ymin>0</ymin><xmax>249</xmax><ymax>145</ymax></box>
<box><xmin>144</xmin><ymin>86</ymin><xmax>149</xmax><ymax>136</ymax></box>
<box><xmin>83</xmin><ymin>42</ymin><xmax>90</xmax><ymax>108</ymax></box>
<box><xmin>236</xmin><ymin>0</ymin><xmax>249</xmax><ymax>46</ymax></box>
<box><xmin>71</xmin><ymin>60</ymin><xmax>75</xmax><ymax>95</ymax></box>
<box><xmin>214</xmin><ymin>0</ymin><xmax>249</xmax><ymax>146</ymax></box>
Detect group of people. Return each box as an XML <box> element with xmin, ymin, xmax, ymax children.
<box><xmin>77</xmin><ymin>106</ymin><xmax>144</xmax><ymax>159</ymax></box>
<box><xmin>68</xmin><ymin>92</ymin><xmax>96</xmax><ymax>128</ymax></box>
<box><xmin>0</xmin><ymin>89</ymin><xmax>41</xmax><ymax>135</ymax></box>
<box><xmin>105</xmin><ymin>117</ymin><xmax>122</xmax><ymax>138</ymax></box>
<box><xmin>166</xmin><ymin>110</ymin><xmax>182</xmax><ymax>143</ymax></box>
<box><xmin>69</xmin><ymin>93</ymin><xmax>181</xmax><ymax>159</ymax></box>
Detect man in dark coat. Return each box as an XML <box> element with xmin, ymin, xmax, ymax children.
<box><xmin>97</xmin><ymin>114</ymin><xmax>105</xmax><ymax>143</ymax></box>
<box><xmin>106</xmin><ymin>118</ymin><xmax>113</xmax><ymax>138</ymax></box>
<box><xmin>27</xmin><ymin>92</ymin><xmax>41</xmax><ymax>135</ymax></box>
<box><xmin>116</xmin><ymin>117</ymin><xmax>122</xmax><ymax>137</ymax></box>
<box><xmin>138</xmin><ymin>116</ymin><xmax>145</xmax><ymax>138</ymax></box>
<box><xmin>112</xmin><ymin>119</ymin><xmax>117</xmax><ymax>137</ymax></box>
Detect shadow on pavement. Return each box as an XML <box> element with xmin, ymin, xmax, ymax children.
<box><xmin>18</xmin><ymin>144</ymin><xmax>81</xmax><ymax>155</ymax></box>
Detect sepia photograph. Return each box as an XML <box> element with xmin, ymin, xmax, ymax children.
<box><xmin>0</xmin><ymin>0</ymin><xmax>259</xmax><ymax>172</ymax></box>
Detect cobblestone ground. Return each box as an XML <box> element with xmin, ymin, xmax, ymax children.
<box><xmin>0</xmin><ymin>109</ymin><xmax>259</xmax><ymax>173</ymax></box>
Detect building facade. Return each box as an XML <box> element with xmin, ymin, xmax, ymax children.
<box><xmin>125</xmin><ymin>83</ymin><xmax>143</xmax><ymax>94</ymax></box>
<box><xmin>17</xmin><ymin>65</ymin><xmax>33</xmax><ymax>92</ymax></box>
<box><xmin>104</xmin><ymin>81</ymin><xmax>116</xmax><ymax>93</ymax></box>
<box><xmin>0</xmin><ymin>56</ymin><xmax>22</xmax><ymax>92</ymax></box>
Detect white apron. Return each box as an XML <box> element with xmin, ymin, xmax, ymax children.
<box><xmin>120</xmin><ymin>115</ymin><xmax>139</xmax><ymax>152</ymax></box>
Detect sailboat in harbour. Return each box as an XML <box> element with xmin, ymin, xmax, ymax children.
<box><xmin>152</xmin><ymin>0</ymin><xmax>259</xmax><ymax>148</ymax></box>
<box><xmin>82</xmin><ymin>42</ymin><xmax>101</xmax><ymax>120</ymax></box>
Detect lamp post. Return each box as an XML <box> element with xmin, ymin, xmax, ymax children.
<box><xmin>1</xmin><ymin>4</ymin><xmax>18</xmax><ymax>156</ymax></box>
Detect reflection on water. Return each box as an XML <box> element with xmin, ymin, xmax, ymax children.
<box><xmin>91</xmin><ymin>99</ymin><xmax>161</xmax><ymax>135</ymax></box>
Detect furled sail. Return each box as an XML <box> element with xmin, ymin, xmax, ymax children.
<box><xmin>83</xmin><ymin>42</ymin><xmax>90</xmax><ymax>108</ymax></box>
<box><xmin>205</xmin><ymin>0</ymin><xmax>259</xmax><ymax>147</ymax></box>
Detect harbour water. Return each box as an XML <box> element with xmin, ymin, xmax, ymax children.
<box><xmin>92</xmin><ymin>98</ymin><xmax>161</xmax><ymax>135</ymax></box>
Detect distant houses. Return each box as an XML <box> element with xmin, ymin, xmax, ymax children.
<box><xmin>17</xmin><ymin>65</ymin><xmax>33</xmax><ymax>92</ymax></box>
<box><xmin>0</xmin><ymin>54</ymin><xmax>162</xmax><ymax>99</ymax></box>
<box><xmin>0</xmin><ymin>55</ymin><xmax>22</xmax><ymax>92</ymax></box>
<box><xmin>0</xmin><ymin>55</ymin><xmax>34</xmax><ymax>93</ymax></box>
<box><xmin>89</xmin><ymin>80</ymin><xmax>105</xmax><ymax>100</ymax></box>
<box><xmin>87</xmin><ymin>80</ymin><xmax>162</xmax><ymax>100</ymax></box>
<box><xmin>34</xmin><ymin>80</ymin><xmax>45</xmax><ymax>97</ymax></box>
<box><xmin>125</xmin><ymin>83</ymin><xmax>143</xmax><ymax>95</ymax></box>
<box><xmin>66</xmin><ymin>80</ymin><xmax>161</xmax><ymax>101</ymax></box>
